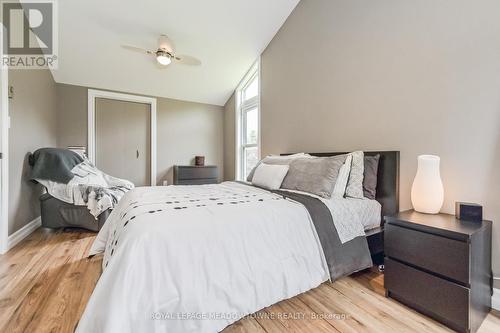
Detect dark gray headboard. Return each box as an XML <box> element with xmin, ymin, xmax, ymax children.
<box><xmin>281</xmin><ymin>151</ymin><xmax>400</xmax><ymax>218</ymax></box>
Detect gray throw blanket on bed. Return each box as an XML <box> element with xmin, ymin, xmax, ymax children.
<box><xmin>29</xmin><ymin>148</ymin><xmax>84</xmax><ymax>183</ymax></box>
<box><xmin>273</xmin><ymin>189</ymin><xmax>373</xmax><ymax>281</ymax></box>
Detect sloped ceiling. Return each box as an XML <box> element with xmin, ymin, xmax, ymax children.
<box><xmin>51</xmin><ymin>0</ymin><xmax>300</xmax><ymax>105</ymax></box>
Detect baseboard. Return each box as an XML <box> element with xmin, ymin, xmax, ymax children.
<box><xmin>493</xmin><ymin>288</ymin><xmax>500</xmax><ymax>311</ymax></box>
<box><xmin>7</xmin><ymin>216</ymin><xmax>41</xmax><ymax>251</ymax></box>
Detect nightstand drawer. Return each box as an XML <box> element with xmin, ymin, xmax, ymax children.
<box><xmin>385</xmin><ymin>258</ymin><xmax>470</xmax><ymax>332</ymax></box>
<box><xmin>173</xmin><ymin>166</ymin><xmax>219</xmax><ymax>185</ymax></box>
<box><xmin>174</xmin><ymin>166</ymin><xmax>218</xmax><ymax>180</ymax></box>
<box><xmin>385</xmin><ymin>223</ymin><xmax>470</xmax><ymax>285</ymax></box>
<box><xmin>175</xmin><ymin>178</ymin><xmax>218</xmax><ymax>185</ymax></box>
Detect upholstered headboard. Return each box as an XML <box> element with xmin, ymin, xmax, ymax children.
<box><xmin>281</xmin><ymin>151</ymin><xmax>400</xmax><ymax>218</ymax></box>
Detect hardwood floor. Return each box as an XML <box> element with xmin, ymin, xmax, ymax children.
<box><xmin>1</xmin><ymin>228</ymin><xmax>499</xmax><ymax>333</ymax></box>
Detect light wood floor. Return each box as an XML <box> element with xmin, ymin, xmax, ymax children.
<box><xmin>1</xmin><ymin>228</ymin><xmax>499</xmax><ymax>333</ymax></box>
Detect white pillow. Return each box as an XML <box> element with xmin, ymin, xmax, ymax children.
<box><xmin>252</xmin><ymin>163</ymin><xmax>290</xmax><ymax>190</ymax></box>
<box><xmin>331</xmin><ymin>154</ymin><xmax>353</xmax><ymax>198</ymax></box>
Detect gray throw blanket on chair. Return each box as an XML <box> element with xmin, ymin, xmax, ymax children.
<box><xmin>29</xmin><ymin>148</ymin><xmax>134</xmax><ymax>218</ymax></box>
<box><xmin>29</xmin><ymin>148</ymin><xmax>84</xmax><ymax>183</ymax></box>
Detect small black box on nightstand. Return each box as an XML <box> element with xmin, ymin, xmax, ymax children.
<box><xmin>455</xmin><ymin>202</ymin><xmax>482</xmax><ymax>222</ymax></box>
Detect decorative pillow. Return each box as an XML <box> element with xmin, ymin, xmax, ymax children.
<box><xmin>246</xmin><ymin>153</ymin><xmax>310</xmax><ymax>181</ymax></box>
<box><xmin>363</xmin><ymin>154</ymin><xmax>380</xmax><ymax>199</ymax></box>
<box><xmin>281</xmin><ymin>155</ymin><xmax>347</xmax><ymax>198</ymax></box>
<box><xmin>345</xmin><ymin>151</ymin><xmax>364</xmax><ymax>198</ymax></box>
<box><xmin>251</xmin><ymin>163</ymin><xmax>290</xmax><ymax>190</ymax></box>
<box><xmin>331</xmin><ymin>154</ymin><xmax>353</xmax><ymax>198</ymax></box>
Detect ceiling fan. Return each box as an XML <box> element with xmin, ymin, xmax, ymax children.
<box><xmin>121</xmin><ymin>35</ymin><xmax>201</xmax><ymax>67</ymax></box>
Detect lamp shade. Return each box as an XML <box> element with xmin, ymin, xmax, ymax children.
<box><xmin>411</xmin><ymin>155</ymin><xmax>444</xmax><ymax>214</ymax></box>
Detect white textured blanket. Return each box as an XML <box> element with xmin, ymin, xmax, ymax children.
<box><xmin>37</xmin><ymin>160</ymin><xmax>134</xmax><ymax>218</ymax></box>
<box><xmin>280</xmin><ymin>188</ymin><xmax>381</xmax><ymax>243</ymax></box>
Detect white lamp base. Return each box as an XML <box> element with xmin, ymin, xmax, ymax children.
<box><xmin>411</xmin><ymin>155</ymin><xmax>444</xmax><ymax>214</ymax></box>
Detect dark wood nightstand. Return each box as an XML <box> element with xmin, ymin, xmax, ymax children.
<box><xmin>173</xmin><ymin>165</ymin><xmax>219</xmax><ymax>185</ymax></box>
<box><xmin>384</xmin><ymin>210</ymin><xmax>492</xmax><ymax>333</ymax></box>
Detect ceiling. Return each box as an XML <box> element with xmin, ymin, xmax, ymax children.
<box><xmin>51</xmin><ymin>0</ymin><xmax>300</xmax><ymax>106</ymax></box>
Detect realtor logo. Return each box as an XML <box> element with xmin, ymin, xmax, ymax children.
<box><xmin>1</xmin><ymin>0</ymin><xmax>58</xmax><ymax>68</ymax></box>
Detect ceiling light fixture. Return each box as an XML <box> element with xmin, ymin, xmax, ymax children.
<box><xmin>156</xmin><ymin>51</ymin><xmax>171</xmax><ymax>66</ymax></box>
<box><xmin>121</xmin><ymin>34</ymin><xmax>202</xmax><ymax>67</ymax></box>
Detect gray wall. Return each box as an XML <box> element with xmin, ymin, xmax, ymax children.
<box><xmin>56</xmin><ymin>84</ymin><xmax>87</xmax><ymax>149</ymax></box>
<box><xmin>8</xmin><ymin>69</ymin><xmax>57</xmax><ymax>235</ymax></box>
<box><xmin>156</xmin><ymin>97</ymin><xmax>224</xmax><ymax>185</ymax></box>
<box><xmin>224</xmin><ymin>0</ymin><xmax>500</xmax><ymax>284</ymax></box>
<box><xmin>56</xmin><ymin>83</ymin><xmax>224</xmax><ymax>185</ymax></box>
<box><xmin>223</xmin><ymin>93</ymin><xmax>236</xmax><ymax>181</ymax></box>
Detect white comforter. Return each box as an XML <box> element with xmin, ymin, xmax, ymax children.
<box><xmin>77</xmin><ymin>182</ymin><xmax>367</xmax><ymax>333</ymax></box>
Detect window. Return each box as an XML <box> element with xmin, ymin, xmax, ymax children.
<box><xmin>236</xmin><ymin>61</ymin><xmax>260</xmax><ymax>180</ymax></box>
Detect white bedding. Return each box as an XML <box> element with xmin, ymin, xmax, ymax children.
<box><xmin>77</xmin><ymin>182</ymin><xmax>370</xmax><ymax>333</ymax></box>
<box><xmin>328</xmin><ymin>197</ymin><xmax>381</xmax><ymax>232</ymax></box>
<box><xmin>279</xmin><ymin>189</ymin><xmax>381</xmax><ymax>241</ymax></box>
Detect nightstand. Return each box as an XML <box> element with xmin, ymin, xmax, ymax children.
<box><xmin>384</xmin><ymin>210</ymin><xmax>492</xmax><ymax>333</ymax></box>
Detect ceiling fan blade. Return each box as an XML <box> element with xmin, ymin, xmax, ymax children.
<box><xmin>121</xmin><ymin>45</ymin><xmax>154</xmax><ymax>55</ymax></box>
<box><xmin>158</xmin><ymin>35</ymin><xmax>175</xmax><ymax>53</ymax></box>
<box><xmin>173</xmin><ymin>55</ymin><xmax>201</xmax><ymax>66</ymax></box>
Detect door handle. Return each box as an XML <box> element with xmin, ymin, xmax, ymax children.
<box><xmin>136</xmin><ymin>150</ymin><xmax>139</xmax><ymax>159</ymax></box>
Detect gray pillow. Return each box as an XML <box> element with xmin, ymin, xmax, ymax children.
<box><xmin>345</xmin><ymin>151</ymin><xmax>364</xmax><ymax>198</ymax></box>
<box><xmin>363</xmin><ymin>154</ymin><xmax>380</xmax><ymax>199</ymax></box>
<box><xmin>246</xmin><ymin>153</ymin><xmax>310</xmax><ymax>181</ymax></box>
<box><xmin>281</xmin><ymin>155</ymin><xmax>347</xmax><ymax>198</ymax></box>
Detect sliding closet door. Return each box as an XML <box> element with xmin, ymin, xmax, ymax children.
<box><xmin>95</xmin><ymin>98</ymin><xmax>151</xmax><ymax>186</ymax></box>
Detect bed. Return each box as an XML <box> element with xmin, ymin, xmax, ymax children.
<box><xmin>76</xmin><ymin>151</ymin><xmax>399</xmax><ymax>333</ymax></box>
